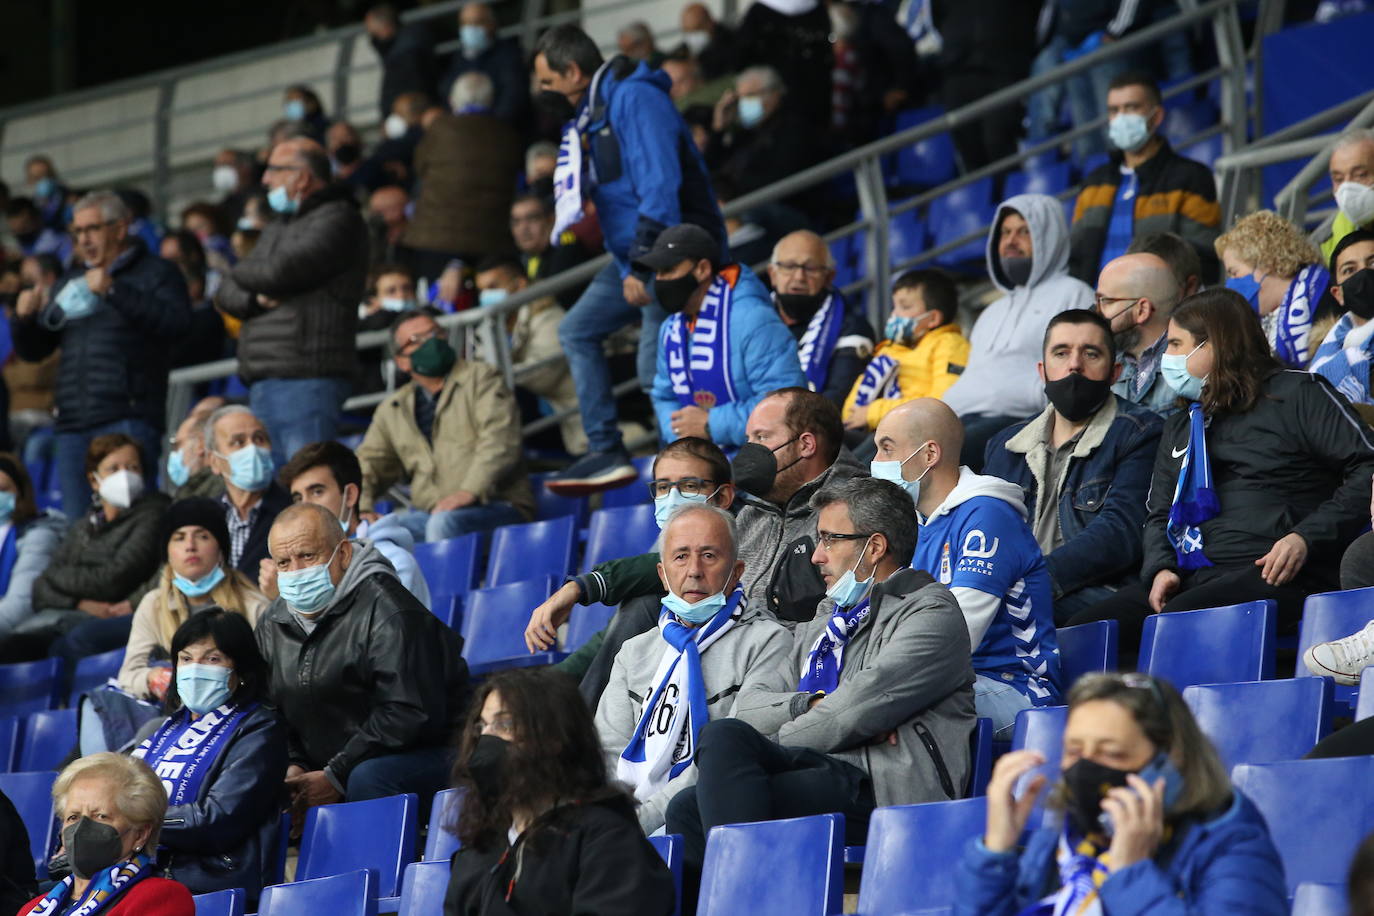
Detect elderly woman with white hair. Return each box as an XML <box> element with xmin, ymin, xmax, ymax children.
<box><xmin>17</xmin><ymin>753</ymin><xmax>194</xmax><ymax>916</ymax></box>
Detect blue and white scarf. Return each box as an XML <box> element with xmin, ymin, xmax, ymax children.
<box><xmin>1165</xmin><ymin>403</ymin><xmax>1219</xmax><ymax>571</ymax></box>
<box><xmin>850</xmin><ymin>352</ymin><xmax>901</xmax><ymax>408</ymax></box>
<box><xmin>1270</xmin><ymin>264</ymin><xmax>1328</xmax><ymax>368</ymax></box>
<box><xmin>550</xmin><ymin>62</ymin><xmax>614</xmax><ymax>243</ymax></box>
<box><xmin>794</xmin><ymin>293</ymin><xmax>845</xmax><ymax>392</ymax></box>
<box><xmin>798</xmin><ymin>596</ymin><xmax>871</xmax><ymax>694</ymax></box>
<box><xmin>617</xmin><ymin>587</ymin><xmax>742</xmax><ymax>801</ymax></box>
<box><xmin>131</xmin><ymin>701</ymin><xmax>256</xmax><ymax>806</ymax></box>
<box><xmin>28</xmin><ymin>851</ymin><xmax>154</xmax><ymax>916</ymax></box>
<box><xmin>1311</xmin><ymin>312</ymin><xmax>1374</xmax><ymax>405</ymax></box>
<box><xmin>1016</xmin><ymin>828</ymin><xmax>1112</xmax><ymax>916</ymax></box>
<box><xmin>663</xmin><ymin>268</ymin><xmax>740</xmax><ymax>410</ymax></box>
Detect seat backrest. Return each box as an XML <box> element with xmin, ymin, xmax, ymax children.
<box><xmin>649</xmin><ymin>834</ymin><xmax>683</xmax><ymax>916</ymax></box>
<box><xmin>565</xmin><ymin>602</ymin><xmax>617</xmax><ymax>653</ymax></box>
<box><xmin>698</xmin><ymin>814</ymin><xmax>843</xmax><ymax>916</ymax></box>
<box><xmin>856</xmin><ymin>797</ymin><xmax>989</xmax><ymax>916</ymax></box>
<box><xmin>297</xmin><ymin>795</ymin><xmax>418</xmax><ymax>899</ymax></box>
<box><xmin>1298</xmin><ymin>588</ymin><xmax>1374</xmax><ymax>677</ymax></box>
<box><xmin>0</xmin><ymin>770</ymin><xmax>57</xmax><ymax>878</ymax></box>
<box><xmin>0</xmin><ymin>715</ymin><xmax>18</xmax><ymax>773</ymax></box>
<box><xmin>968</xmin><ymin>718</ymin><xmax>992</xmax><ymax>797</ymax></box>
<box><xmin>1232</xmin><ymin>756</ymin><xmax>1374</xmax><ymax>894</ymax></box>
<box><xmin>598</xmin><ymin>456</ymin><xmax>655</xmax><ymax>509</ymax></box>
<box><xmin>413</xmin><ymin>534</ymin><xmax>480</xmax><ymax>601</ymax></box>
<box><xmin>0</xmin><ymin>658</ymin><xmax>62</xmax><ymax>716</ymax></box>
<box><xmin>258</xmin><ymin>870</ymin><xmax>378</xmax><ymax>916</ymax></box>
<box><xmin>583</xmin><ymin>504</ymin><xmax>658</xmax><ymax>572</ymax></box>
<box><xmin>424</xmin><ymin>788</ymin><xmax>464</xmax><ymax>862</ymax></box>
<box><xmin>1138</xmin><ymin>600</ymin><xmax>1275</xmax><ymax>689</ymax></box>
<box><xmin>1056</xmin><ymin>621</ymin><xmax>1118</xmax><ymax>687</ymax></box>
<box><xmin>1009</xmin><ymin>705</ymin><xmax>1068</xmax><ymax>828</ymax></box>
<box><xmin>16</xmin><ymin>708</ymin><xmax>77</xmax><ymax>773</ymax></box>
<box><xmin>1183</xmin><ymin>678</ymin><xmax>1330</xmax><ymax>768</ymax></box>
<box><xmin>1291</xmin><ymin>882</ymin><xmax>1347</xmax><ymax>916</ymax></box>
<box><xmin>486</xmin><ymin>517</ymin><xmax>575</xmax><ymax>587</ymax></box>
<box><xmin>68</xmin><ymin>648</ymin><xmax>126</xmax><ymax>704</ymax></box>
<box><xmin>398</xmin><ymin>860</ymin><xmax>451</xmax><ymax>916</ymax></box>
<box><xmin>460</xmin><ymin>577</ymin><xmax>556</xmax><ymax>668</ymax></box>
<box><xmin>1357</xmin><ymin>665</ymin><xmax>1374</xmax><ymax>721</ymax></box>
<box><xmin>193</xmin><ymin>888</ymin><xmax>245</xmax><ymax>916</ymax></box>
<box><xmin>529</xmin><ymin>473</ymin><xmax>589</xmax><ymax>525</ymax></box>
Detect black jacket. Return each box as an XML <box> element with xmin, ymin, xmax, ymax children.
<box><xmin>11</xmin><ymin>239</ymin><xmax>190</xmax><ymax>433</ymax></box>
<box><xmin>156</xmin><ymin>703</ymin><xmax>289</xmax><ymax>907</ymax></box>
<box><xmin>216</xmin><ymin>184</ymin><xmax>368</xmax><ymax>384</ymax></box>
<box><xmin>255</xmin><ymin>569</ymin><xmax>468</xmax><ymax>787</ymax></box>
<box><xmin>0</xmin><ymin>788</ymin><xmax>35</xmax><ymax>915</ymax></box>
<box><xmin>1141</xmin><ymin>371</ymin><xmax>1374</xmax><ymax>586</ymax></box>
<box><xmin>444</xmin><ymin>794</ymin><xmax>675</xmax><ymax>916</ymax></box>
<box><xmin>373</xmin><ymin>22</ymin><xmax>439</xmax><ymax>119</ymax></box>
<box><xmin>229</xmin><ymin>483</ymin><xmax>293</xmax><ymax>578</ymax></box>
<box><xmin>439</xmin><ymin>36</ymin><xmax>530</xmax><ymax>126</ymax></box>
<box><xmin>32</xmin><ymin>492</ymin><xmax>170</xmax><ymax>611</ymax></box>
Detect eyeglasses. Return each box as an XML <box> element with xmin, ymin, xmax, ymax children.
<box><xmin>262</xmin><ymin>163</ymin><xmax>304</xmax><ymax>173</ymax></box>
<box><xmin>771</xmin><ymin>262</ymin><xmax>830</xmax><ymax>277</ymax></box>
<box><xmin>397</xmin><ymin>327</ymin><xmax>441</xmax><ymax>355</ymax></box>
<box><xmin>647</xmin><ymin>477</ymin><xmax>718</xmax><ymax>499</ymax></box>
<box><xmin>70</xmin><ymin>220</ymin><xmax>116</xmax><ymax>238</ymax></box>
<box><xmin>815</xmin><ymin>530</ymin><xmax>869</xmax><ymax>549</ymax></box>
<box><xmin>1093</xmin><ymin>293</ymin><xmax>1142</xmax><ymax>312</ymax></box>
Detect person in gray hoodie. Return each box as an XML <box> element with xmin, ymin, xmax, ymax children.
<box><xmin>941</xmin><ymin>193</ymin><xmax>1096</xmax><ymax>471</ymax></box>
<box><xmin>666</xmin><ymin>477</ymin><xmax>976</xmax><ymax>893</ymax></box>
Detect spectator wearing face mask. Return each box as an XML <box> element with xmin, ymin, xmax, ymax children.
<box><xmin>675</xmin><ymin>2</ymin><xmax>741</xmax><ymax>82</ymax></box>
<box><xmin>1320</xmin><ymin>128</ymin><xmax>1374</xmax><ymax>265</ymax></box>
<box><xmin>23</xmin><ymin>155</ymin><xmax>69</xmax><ymax>231</ymax></box>
<box><xmin>735</xmin><ymin>0</ymin><xmax>833</xmax><ymax>127</ymax></box>
<box><xmin>280</xmin><ymin>85</ymin><xmax>329</xmax><ymax>142</ymax></box>
<box><xmin>707</xmin><ymin>67</ymin><xmax>825</xmax><ymax>205</ymax></box>
<box><xmin>363</xmin><ymin>3</ymin><xmax>439</xmax><ymax>121</ymax></box>
<box><xmin>438</xmin><ymin>2</ymin><xmax>530</xmax><ymax>126</ymax></box>
<box><xmin>1311</xmin><ymin>229</ymin><xmax>1374</xmax><ymax>406</ymax></box>
<box><xmin>165</xmin><ymin>409</ymin><xmax>224</xmax><ymax>502</ymax></box>
<box><xmin>203</xmin><ymin>406</ymin><xmax>292</xmax><ymax>577</ymax></box>
<box><xmin>0</xmin><ymin>455</ymin><xmax>67</xmax><ymax>640</ymax></box>
<box><xmin>211</xmin><ymin>149</ymin><xmax>259</xmax><ymax>228</ymax></box>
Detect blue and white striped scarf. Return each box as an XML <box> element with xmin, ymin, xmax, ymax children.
<box><xmin>1165</xmin><ymin>403</ymin><xmax>1219</xmax><ymax>571</ymax></box>
<box><xmin>550</xmin><ymin>61</ymin><xmax>614</xmax><ymax>243</ymax></box>
<box><xmin>663</xmin><ymin>268</ymin><xmax>740</xmax><ymax>410</ymax></box>
<box><xmin>850</xmin><ymin>352</ymin><xmax>901</xmax><ymax>408</ymax></box>
<box><xmin>798</xmin><ymin>596</ymin><xmax>871</xmax><ymax>694</ymax></box>
<box><xmin>1270</xmin><ymin>265</ymin><xmax>1328</xmax><ymax>368</ymax></box>
<box><xmin>28</xmin><ymin>852</ymin><xmax>154</xmax><ymax>916</ymax></box>
<box><xmin>1016</xmin><ymin>828</ymin><xmax>1112</xmax><ymax>916</ymax></box>
<box><xmin>1310</xmin><ymin>312</ymin><xmax>1374</xmax><ymax>405</ymax></box>
<box><xmin>795</xmin><ymin>292</ymin><xmax>845</xmax><ymax>393</ymax></box>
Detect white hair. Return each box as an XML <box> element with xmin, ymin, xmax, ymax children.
<box><xmin>661</xmin><ymin>503</ymin><xmax>739</xmax><ymax>564</ymax></box>
<box><xmin>737</xmin><ymin>65</ymin><xmax>783</xmax><ymax>95</ymax></box>
<box><xmin>1333</xmin><ymin>127</ymin><xmax>1374</xmax><ymax>155</ymax></box>
<box><xmin>204</xmin><ymin>404</ymin><xmax>260</xmax><ymax>451</ymax></box>
<box><xmin>72</xmin><ymin>190</ymin><xmax>130</xmax><ymax>224</ymax></box>
<box><xmin>525</xmin><ymin>140</ymin><xmax>558</xmax><ymax>172</ymax></box>
<box><xmin>450</xmin><ymin>71</ymin><xmax>495</xmax><ymax>112</ymax></box>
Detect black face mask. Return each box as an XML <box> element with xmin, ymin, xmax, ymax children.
<box><xmin>333</xmin><ymin>143</ymin><xmax>362</xmax><ymax>166</ymax></box>
<box><xmin>465</xmin><ymin>734</ymin><xmax>511</xmax><ymax>800</ymax></box>
<box><xmin>15</xmin><ymin>229</ymin><xmax>39</xmax><ymax>248</ymax></box>
<box><xmin>1044</xmin><ymin>372</ymin><xmax>1113</xmax><ymax>423</ymax></box>
<box><xmin>534</xmin><ymin>90</ymin><xmax>576</xmax><ymax>126</ymax></box>
<box><xmin>654</xmin><ymin>273</ymin><xmax>704</xmax><ymax>315</ymax></box>
<box><xmin>1061</xmin><ymin>757</ymin><xmax>1133</xmax><ymax>837</ymax></box>
<box><xmin>731</xmin><ymin>437</ymin><xmax>801</xmax><ymax>499</ymax></box>
<box><xmin>1001</xmin><ymin>256</ymin><xmax>1032</xmax><ymax>287</ymax></box>
<box><xmin>63</xmin><ymin>817</ymin><xmax>127</xmax><ymax>879</ymax></box>
<box><xmin>1342</xmin><ymin>268</ymin><xmax>1374</xmax><ymax>321</ymax></box>
<box><xmin>775</xmin><ymin>291</ymin><xmax>826</xmax><ymax>324</ymax></box>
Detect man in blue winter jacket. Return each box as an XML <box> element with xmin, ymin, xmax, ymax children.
<box><xmin>533</xmin><ymin>25</ymin><xmax>728</xmax><ymax>494</ymax></box>
<box><xmin>637</xmin><ymin>224</ymin><xmax>805</xmax><ymax>448</ymax></box>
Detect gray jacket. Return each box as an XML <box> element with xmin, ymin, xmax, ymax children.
<box><xmin>594</xmin><ymin>601</ymin><xmax>794</xmax><ymax>833</ymax></box>
<box><xmin>735</xmin><ymin>568</ymin><xmax>977</xmax><ymax>807</ymax></box>
<box><xmin>0</xmin><ymin>511</ymin><xmax>67</xmax><ymax>636</ymax></box>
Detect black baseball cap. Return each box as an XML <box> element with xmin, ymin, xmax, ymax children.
<box><xmin>632</xmin><ymin>224</ymin><xmax>720</xmax><ymax>274</ymax></box>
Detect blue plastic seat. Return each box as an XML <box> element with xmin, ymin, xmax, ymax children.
<box><xmin>424</xmin><ymin>788</ymin><xmax>463</xmax><ymax>862</ymax></box>
<box><xmin>1357</xmin><ymin>666</ymin><xmax>1374</xmax><ymax>720</ymax></box>
<box><xmin>1183</xmin><ymin>678</ymin><xmax>1331</xmax><ymax>768</ymax></box>
<box><xmin>0</xmin><ymin>770</ymin><xmax>57</xmax><ymax>878</ymax></box>
<box><xmin>529</xmin><ymin>472</ymin><xmax>590</xmax><ymax>526</ymax></box>
<box><xmin>929</xmin><ymin>178</ymin><xmax>994</xmax><ymax>218</ymax></box>
<box><xmin>890</xmin><ymin>108</ymin><xmax>957</xmax><ymax>189</ymax></box>
<box><xmin>258</xmin><ymin>870</ymin><xmax>378</xmax><ymax>916</ymax></box>
<box><xmin>0</xmin><ymin>716</ymin><xmax>18</xmax><ymax>772</ymax></box>
<box><xmin>193</xmin><ymin>888</ymin><xmax>245</xmax><ymax>916</ymax></box>
<box><xmin>887</xmin><ymin>207</ymin><xmax>925</xmax><ymax>271</ymax></box>
<box><xmin>583</xmin><ymin>504</ymin><xmax>658</xmax><ymax>572</ymax></box>
<box><xmin>1056</xmin><ymin>620</ymin><xmax>1118</xmax><ymax>688</ymax></box>
<box><xmin>648</xmin><ymin>833</ymin><xmax>683</xmax><ymax>916</ymax></box>
<box><xmin>926</xmin><ymin>207</ymin><xmax>990</xmax><ymax>270</ymax></box>
<box><xmin>1298</xmin><ymin>587</ymin><xmax>1374</xmax><ymax>708</ymax></box>
<box><xmin>599</xmin><ymin>455</ymin><xmax>656</xmax><ymax>510</ymax></box>
<box><xmin>1137</xmin><ymin>600</ymin><xmax>1276</xmax><ymax>690</ymax></box>
<box><xmin>431</xmin><ymin>595</ymin><xmax>462</xmax><ymax>630</ymax></box>
<box><xmin>856</xmin><ymin>796</ymin><xmax>988</xmax><ymax>915</ymax></box>
<box><xmin>1291</xmin><ymin>881</ymin><xmax>1346</xmax><ymax>916</ymax></box>
<box><xmin>1009</xmin><ymin>705</ymin><xmax>1068</xmax><ymax>827</ymax></box>
<box><xmin>461</xmin><ymin>577</ymin><xmax>563</xmax><ymax>675</ymax></box>
<box><xmin>968</xmin><ymin>718</ymin><xmax>992</xmax><ymax>796</ymax></box>
<box><xmin>0</xmin><ymin>658</ymin><xmax>62</xmax><ymax>716</ymax></box>
<box><xmin>1178</xmin><ymin>133</ymin><xmax>1224</xmax><ymax>169</ymax></box>
<box><xmin>1163</xmin><ymin>100</ymin><xmax>1219</xmax><ymax>148</ymax></box>
<box><xmin>486</xmin><ymin>517</ymin><xmax>576</xmax><ymax>587</ymax></box>
<box><xmin>398</xmin><ymin>860</ymin><xmax>451</xmax><ymax>916</ymax></box>
<box><xmin>16</xmin><ymin>708</ymin><xmax>77</xmax><ymax>773</ymax></box>
<box><xmin>1005</xmin><ymin>163</ymin><xmax>1073</xmax><ymax>198</ymax></box>
<box><xmin>1231</xmin><ymin>755</ymin><xmax>1374</xmax><ymax>894</ymax></box>
<box><xmin>414</xmin><ymin>534</ymin><xmax>479</xmax><ymax>603</ymax></box>
<box><xmin>829</xmin><ymin>235</ymin><xmax>859</xmax><ymax>291</ymax></box>
<box><xmin>698</xmin><ymin>813</ymin><xmax>843</xmax><ymax>916</ymax></box>
<box><xmin>1077</xmin><ymin>151</ymin><xmax>1110</xmax><ymax>177</ymax></box>
<box><xmin>68</xmin><ymin>648</ymin><xmax>126</xmax><ymax>704</ymax></box>
<box><xmin>297</xmin><ymin>795</ymin><xmax>418</xmax><ymax>899</ymax></box>
<box><xmin>565</xmin><ymin>602</ymin><xmax>616</xmax><ymax>652</ymax></box>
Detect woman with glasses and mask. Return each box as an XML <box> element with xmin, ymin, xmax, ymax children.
<box><xmin>957</xmin><ymin>672</ymin><xmax>1287</xmax><ymax>915</ymax></box>
<box><xmin>1067</xmin><ymin>289</ymin><xmax>1374</xmax><ymax>659</ymax></box>
<box><xmin>445</xmin><ymin>667</ymin><xmax>675</xmax><ymax>915</ymax></box>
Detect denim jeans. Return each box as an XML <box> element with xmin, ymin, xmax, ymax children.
<box><xmin>249</xmin><ymin>377</ymin><xmax>352</xmax><ymax>468</ymax></box>
<box><xmin>344</xmin><ymin>745</ymin><xmax>453</xmax><ymax>812</ymax></box>
<box><xmin>1025</xmin><ymin>35</ymin><xmax>1127</xmax><ymax>162</ymax></box>
<box><xmin>392</xmin><ymin>502</ymin><xmax>526</xmax><ymax>543</ymax></box>
<box><xmin>557</xmin><ymin>263</ymin><xmax>666</xmax><ymax>453</ymax></box>
<box><xmin>974</xmin><ymin>674</ymin><xmax>1035</xmax><ymax>741</ymax></box>
<box><xmin>1053</xmin><ymin>583</ymin><xmax>1120</xmax><ymax>627</ymax></box>
<box><xmin>56</xmin><ymin>418</ymin><xmax>163</xmax><ymax>519</ymax></box>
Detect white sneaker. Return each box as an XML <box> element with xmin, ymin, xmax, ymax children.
<box><xmin>1303</xmin><ymin>620</ymin><xmax>1374</xmax><ymax>684</ymax></box>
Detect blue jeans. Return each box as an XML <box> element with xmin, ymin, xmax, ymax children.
<box><xmin>1025</xmin><ymin>35</ymin><xmax>1127</xmax><ymax>162</ymax></box>
<box><xmin>392</xmin><ymin>502</ymin><xmax>525</xmax><ymax>543</ymax></box>
<box><xmin>1053</xmin><ymin>583</ymin><xmax>1119</xmax><ymax>627</ymax></box>
<box><xmin>557</xmin><ymin>263</ymin><xmax>666</xmax><ymax>453</ymax></box>
<box><xmin>249</xmin><ymin>377</ymin><xmax>352</xmax><ymax>467</ymax></box>
<box><xmin>974</xmin><ymin>674</ymin><xmax>1035</xmax><ymax>741</ymax></box>
<box><xmin>56</xmin><ymin>418</ymin><xmax>162</xmax><ymax>519</ymax></box>
<box><xmin>345</xmin><ymin>745</ymin><xmax>453</xmax><ymax>810</ymax></box>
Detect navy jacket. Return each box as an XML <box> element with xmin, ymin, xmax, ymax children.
<box><xmin>439</xmin><ymin>36</ymin><xmax>529</xmax><ymax>125</ymax></box>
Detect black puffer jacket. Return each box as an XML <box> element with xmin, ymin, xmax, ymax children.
<box><xmin>216</xmin><ymin>184</ymin><xmax>368</xmax><ymax>384</ymax></box>
<box><xmin>11</xmin><ymin>239</ymin><xmax>190</xmax><ymax>433</ymax></box>
<box><xmin>31</xmin><ymin>492</ymin><xmax>171</xmax><ymax>611</ymax></box>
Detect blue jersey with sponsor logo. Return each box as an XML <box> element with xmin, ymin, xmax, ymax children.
<box><xmin>915</xmin><ymin>495</ymin><xmax>1061</xmax><ymax>705</ymax></box>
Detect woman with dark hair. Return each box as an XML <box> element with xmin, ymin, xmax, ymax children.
<box><xmin>444</xmin><ymin>667</ymin><xmax>675</xmax><ymax>916</ymax></box>
<box><xmin>1067</xmin><ymin>289</ymin><xmax>1374</xmax><ymax>657</ymax></box>
<box><xmin>128</xmin><ymin>608</ymin><xmax>286</xmax><ymax>905</ymax></box>
<box><xmin>0</xmin><ymin>452</ymin><xmax>67</xmax><ymax>636</ymax></box>
<box><xmin>957</xmin><ymin>673</ymin><xmax>1287</xmax><ymax>914</ymax></box>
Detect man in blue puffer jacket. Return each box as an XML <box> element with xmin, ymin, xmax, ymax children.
<box><xmin>534</xmin><ymin>25</ymin><xmax>728</xmax><ymax>494</ymax></box>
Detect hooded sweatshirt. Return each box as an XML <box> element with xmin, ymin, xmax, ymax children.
<box><xmin>913</xmin><ymin>467</ymin><xmax>1061</xmax><ymax>706</ymax></box>
<box><xmin>356</xmin><ymin>515</ymin><xmax>431</xmax><ymax>611</ymax></box>
<box><xmin>941</xmin><ymin>194</ymin><xmax>1095</xmax><ymax>418</ymax></box>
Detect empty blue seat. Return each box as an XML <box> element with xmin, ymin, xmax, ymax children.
<box><xmin>1138</xmin><ymin>600</ymin><xmax>1276</xmax><ymax>690</ymax></box>
<box><xmin>16</xmin><ymin>708</ymin><xmax>77</xmax><ymax>773</ymax></box>
<box><xmin>887</xmin><ymin>207</ymin><xmax>925</xmax><ymax>271</ymax></box>
<box><xmin>1231</xmin><ymin>755</ymin><xmax>1374</xmax><ymax>894</ymax></box>
<box><xmin>0</xmin><ymin>658</ymin><xmax>61</xmax><ymax>716</ymax></box>
<box><xmin>1056</xmin><ymin>620</ymin><xmax>1118</xmax><ymax>687</ymax></box>
<box><xmin>0</xmin><ymin>716</ymin><xmax>18</xmax><ymax>773</ymax></box>
<box><xmin>829</xmin><ymin>235</ymin><xmax>859</xmax><ymax>291</ymax></box>
<box><xmin>398</xmin><ymin>860</ymin><xmax>451</xmax><ymax>916</ymax></box>
<box><xmin>529</xmin><ymin>472</ymin><xmax>590</xmax><ymax>526</ymax></box>
<box><xmin>193</xmin><ymin>888</ymin><xmax>245</xmax><ymax>916</ymax></box>
<box><xmin>1298</xmin><ymin>587</ymin><xmax>1374</xmax><ymax>707</ymax></box>
<box><xmin>67</xmin><ymin>648</ymin><xmax>126</xmax><ymax>705</ymax></box>
<box><xmin>1077</xmin><ymin>151</ymin><xmax>1110</xmax><ymax>177</ymax></box>
<box><xmin>927</xmin><ymin>207</ymin><xmax>991</xmax><ymax>271</ymax></box>
<box><xmin>1163</xmin><ymin>100</ymin><xmax>1219</xmax><ymax>148</ymax></box>
<box><xmin>258</xmin><ymin>870</ymin><xmax>378</xmax><ymax>916</ymax></box>
<box><xmin>414</xmin><ymin>534</ymin><xmax>479</xmax><ymax>602</ymax></box>
<box><xmin>424</xmin><ymin>788</ymin><xmax>463</xmax><ymax>862</ymax></box>
<box><xmin>583</xmin><ymin>504</ymin><xmax>658</xmax><ymax>572</ymax></box>
<box><xmin>890</xmin><ymin>108</ymin><xmax>957</xmax><ymax>189</ymax></box>
<box><xmin>461</xmin><ymin>577</ymin><xmax>563</xmax><ymax>675</ymax></box>
<box><xmin>1178</xmin><ymin>133</ymin><xmax>1224</xmax><ymax>169</ymax></box>
<box><xmin>698</xmin><ymin>813</ymin><xmax>843</xmax><ymax>916</ymax></box>
<box><xmin>968</xmin><ymin>717</ymin><xmax>992</xmax><ymax>796</ymax></box>
<box><xmin>297</xmin><ymin>795</ymin><xmax>418</xmax><ymax>899</ymax></box>
<box><xmin>1183</xmin><ymin>678</ymin><xmax>1330</xmax><ymax>768</ymax></box>
<box><xmin>598</xmin><ymin>455</ymin><xmax>656</xmax><ymax>509</ymax></box>
<box><xmin>0</xmin><ymin>770</ymin><xmax>57</xmax><ymax>878</ymax></box>
<box><xmin>1291</xmin><ymin>881</ymin><xmax>1346</xmax><ymax>916</ymax></box>
<box><xmin>649</xmin><ymin>833</ymin><xmax>683</xmax><ymax>916</ymax></box>
<box><xmin>929</xmin><ymin>178</ymin><xmax>994</xmax><ymax>218</ymax></box>
<box><xmin>856</xmin><ymin>797</ymin><xmax>988</xmax><ymax>915</ymax></box>
<box><xmin>486</xmin><ymin>517</ymin><xmax>575</xmax><ymax>587</ymax></box>
<box><xmin>565</xmin><ymin>602</ymin><xmax>616</xmax><ymax>652</ymax></box>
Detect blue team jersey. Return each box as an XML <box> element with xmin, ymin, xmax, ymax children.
<box><xmin>914</xmin><ymin>495</ymin><xmax>1062</xmax><ymax>706</ymax></box>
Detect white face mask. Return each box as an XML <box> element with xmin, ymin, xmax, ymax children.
<box><xmin>1336</xmin><ymin>181</ymin><xmax>1374</xmax><ymax>228</ymax></box>
<box><xmin>383</xmin><ymin>113</ymin><xmax>409</xmax><ymax>140</ymax></box>
<box><xmin>97</xmin><ymin>469</ymin><xmax>144</xmax><ymax>510</ymax></box>
<box><xmin>212</xmin><ymin>165</ymin><xmax>239</xmax><ymax>194</ymax></box>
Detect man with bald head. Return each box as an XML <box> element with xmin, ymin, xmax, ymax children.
<box><xmin>217</xmin><ymin>137</ymin><xmax>369</xmax><ymax>465</ymax></box>
<box><xmin>1094</xmin><ymin>250</ymin><xmax>1184</xmax><ymax>415</ymax></box>
<box><xmin>871</xmin><ymin>398</ymin><xmax>1060</xmax><ymax>738</ymax></box>
<box><xmin>677</xmin><ymin>2</ymin><xmax>740</xmax><ymax>81</ymax></box>
<box><xmin>767</xmin><ymin>230</ymin><xmax>875</xmax><ymax>407</ymax></box>
<box><xmin>256</xmin><ymin>502</ymin><xmax>466</xmax><ymax>811</ymax></box>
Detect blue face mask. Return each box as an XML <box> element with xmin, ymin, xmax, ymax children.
<box><xmin>1108</xmin><ymin>112</ymin><xmax>1152</xmax><ymax>152</ymax></box>
<box><xmin>278</xmin><ymin>540</ymin><xmax>343</xmax><ymax>614</ymax></box>
<box><xmin>56</xmin><ymin>277</ymin><xmax>100</xmax><ymax>321</ymax></box>
<box><xmin>167</xmin><ymin>449</ymin><xmax>191</xmax><ymax>487</ymax></box>
<box><xmin>870</xmin><ymin>441</ymin><xmax>933</xmax><ymax>504</ymax></box>
<box><xmin>380</xmin><ymin>296</ymin><xmax>416</xmax><ymax>312</ymax></box>
<box><xmin>33</xmin><ymin>177</ymin><xmax>56</xmax><ymax>200</ymax></box>
<box><xmin>738</xmin><ymin>95</ymin><xmax>766</xmax><ymax>128</ymax></box>
<box><xmin>1160</xmin><ymin>341</ymin><xmax>1206</xmax><ymax>401</ymax></box>
<box><xmin>283</xmin><ymin>99</ymin><xmax>307</xmax><ymax>121</ymax></box>
<box><xmin>174</xmin><ymin>564</ymin><xmax>225</xmax><ymax>599</ymax></box>
<box><xmin>1225</xmin><ymin>273</ymin><xmax>1264</xmax><ymax>309</ymax></box>
<box><xmin>0</xmin><ymin>491</ymin><xmax>15</xmax><ymax>524</ymax></box>
<box><xmin>662</xmin><ymin>587</ymin><xmax>731</xmax><ymax>624</ymax></box>
<box><xmin>884</xmin><ymin>314</ymin><xmax>917</xmax><ymax>345</ymax></box>
<box><xmin>220</xmin><ymin>444</ymin><xmax>274</xmax><ymax>493</ymax></box>
<box><xmin>652</xmin><ymin>486</ymin><xmax>719</xmax><ymax>530</ymax></box>
<box><xmin>825</xmin><ymin>535</ymin><xmax>875</xmax><ymax>608</ymax></box>
<box><xmin>479</xmin><ymin>288</ymin><xmax>509</xmax><ymax>308</ymax></box>
<box><xmin>267</xmin><ymin>185</ymin><xmax>298</xmax><ymax>215</ymax></box>
<box><xmin>176</xmin><ymin>663</ymin><xmax>233</xmax><ymax>715</ymax></box>
<box><xmin>461</xmin><ymin>24</ymin><xmax>492</xmax><ymax>57</ymax></box>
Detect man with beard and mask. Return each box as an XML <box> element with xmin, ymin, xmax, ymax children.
<box><xmin>941</xmin><ymin>194</ymin><xmax>1094</xmax><ymax>471</ymax></box>
<box><xmin>1311</xmin><ymin>230</ymin><xmax>1374</xmax><ymax>408</ymax></box>
<box><xmin>1095</xmin><ymin>251</ymin><xmax>1184</xmax><ymax>416</ymax></box>
<box><xmin>984</xmin><ymin>310</ymin><xmax>1162</xmax><ymax>623</ymax></box>
<box><xmin>767</xmin><ymin>230</ymin><xmax>874</xmax><ymax>407</ymax></box>
<box><xmin>643</xmin><ymin>224</ymin><xmax>804</xmax><ymax>448</ymax></box>
<box><xmin>363</xmin><ymin>3</ymin><xmax>438</xmax><ymax>121</ymax></box>
<box><xmin>1320</xmin><ymin>128</ymin><xmax>1374</xmax><ymax>265</ymax></box>
<box><xmin>1069</xmin><ymin>72</ymin><xmax>1220</xmax><ymax>285</ymax></box>
<box><xmin>256</xmin><ymin>503</ymin><xmax>467</xmax><ymax>811</ymax></box>
<box><xmin>872</xmin><ymin>398</ymin><xmax>1061</xmax><ymax>739</ymax></box>
<box><xmin>355</xmin><ymin>309</ymin><xmax>534</xmax><ymax>542</ymax></box>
